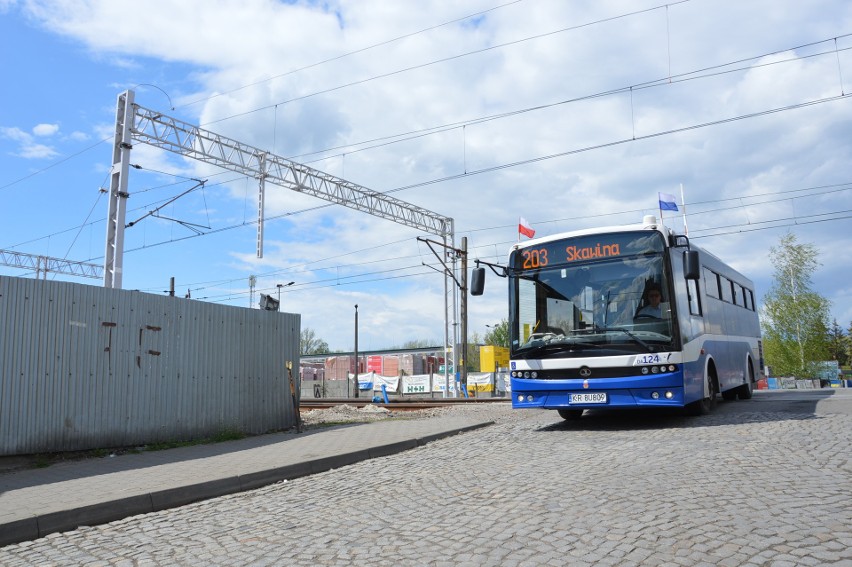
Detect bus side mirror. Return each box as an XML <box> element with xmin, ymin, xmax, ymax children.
<box><xmin>683</xmin><ymin>250</ymin><xmax>700</xmax><ymax>280</ymax></box>
<box><xmin>471</xmin><ymin>267</ymin><xmax>485</xmax><ymax>296</ymax></box>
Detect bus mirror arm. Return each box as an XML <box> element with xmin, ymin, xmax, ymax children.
<box><xmin>471</xmin><ymin>260</ymin><xmax>507</xmax><ymax>296</ymax></box>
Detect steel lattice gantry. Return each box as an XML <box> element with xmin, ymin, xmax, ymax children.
<box><xmin>103</xmin><ymin>90</ymin><xmax>459</xmax><ymax>393</ymax></box>
<box><xmin>0</xmin><ymin>249</ymin><xmax>102</xmax><ymax>280</ymax></box>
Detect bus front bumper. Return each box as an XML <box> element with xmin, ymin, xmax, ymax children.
<box><xmin>510</xmin><ymin>376</ymin><xmax>685</xmax><ymax>410</ymax></box>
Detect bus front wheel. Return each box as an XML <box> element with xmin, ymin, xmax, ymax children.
<box><xmin>687</xmin><ymin>371</ymin><xmax>718</xmax><ymax>416</ymax></box>
<box><xmin>558</xmin><ymin>409</ymin><xmax>583</xmax><ymax>420</ymax></box>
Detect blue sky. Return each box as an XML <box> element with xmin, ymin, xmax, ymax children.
<box><xmin>2</xmin><ymin>0</ymin><xmax>852</xmax><ymax>351</ymax></box>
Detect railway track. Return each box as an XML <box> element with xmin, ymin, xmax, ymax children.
<box><xmin>299</xmin><ymin>397</ymin><xmax>507</xmax><ymax>411</ymax></box>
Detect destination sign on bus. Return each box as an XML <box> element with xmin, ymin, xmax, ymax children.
<box><xmin>510</xmin><ymin>231</ymin><xmax>666</xmax><ymax>271</ymax></box>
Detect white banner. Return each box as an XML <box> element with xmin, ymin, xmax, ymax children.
<box><xmin>402</xmin><ymin>374</ymin><xmax>430</xmax><ymax>394</ymax></box>
<box><xmin>432</xmin><ymin>374</ymin><xmax>459</xmax><ymax>394</ymax></box>
<box><xmin>373</xmin><ymin>374</ymin><xmax>400</xmax><ymax>393</ymax></box>
<box><xmin>348</xmin><ymin>372</ymin><xmax>375</xmax><ymax>391</ymax></box>
<box><xmin>467</xmin><ymin>372</ymin><xmax>493</xmax><ymax>392</ymax></box>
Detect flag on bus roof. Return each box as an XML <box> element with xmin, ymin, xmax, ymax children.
<box><xmin>658</xmin><ymin>192</ymin><xmax>679</xmax><ymax>212</ymax></box>
<box><xmin>519</xmin><ymin>217</ymin><xmax>535</xmax><ymax>239</ymax></box>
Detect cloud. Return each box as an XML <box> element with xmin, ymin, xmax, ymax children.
<box><xmin>66</xmin><ymin>131</ymin><xmax>90</xmax><ymax>142</ymax></box>
<box><xmin>32</xmin><ymin>123</ymin><xmax>59</xmax><ymax>136</ymax></box>
<box><xmin>0</xmin><ymin>125</ymin><xmax>59</xmax><ymax>159</ymax></box>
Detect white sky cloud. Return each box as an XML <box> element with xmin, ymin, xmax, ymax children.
<box><xmin>1</xmin><ymin>126</ymin><xmax>59</xmax><ymax>159</ymax></box>
<box><xmin>32</xmin><ymin>123</ymin><xmax>59</xmax><ymax>136</ymax></box>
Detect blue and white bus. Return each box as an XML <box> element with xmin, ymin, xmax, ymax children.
<box><xmin>471</xmin><ymin>215</ymin><xmax>763</xmax><ymax>419</ymax></box>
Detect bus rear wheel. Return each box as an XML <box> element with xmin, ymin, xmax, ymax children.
<box><xmin>558</xmin><ymin>409</ymin><xmax>583</xmax><ymax>420</ymax></box>
<box><xmin>737</xmin><ymin>365</ymin><xmax>755</xmax><ymax>399</ymax></box>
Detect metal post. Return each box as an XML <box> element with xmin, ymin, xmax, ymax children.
<box><xmin>460</xmin><ymin>236</ymin><xmax>468</xmax><ymax>391</ymax></box>
<box><xmin>257</xmin><ymin>152</ymin><xmax>266</xmax><ymax>258</ymax></box>
<box><xmin>103</xmin><ymin>90</ymin><xmax>135</xmax><ymax>289</ymax></box>
<box><xmin>353</xmin><ymin>304</ymin><xmax>359</xmax><ymax>398</ymax></box>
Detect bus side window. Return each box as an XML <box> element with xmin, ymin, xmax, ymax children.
<box><xmin>720</xmin><ymin>276</ymin><xmax>733</xmax><ymax>303</ymax></box>
<box><xmin>704</xmin><ymin>268</ymin><xmax>720</xmax><ymax>299</ymax></box>
<box><xmin>687</xmin><ymin>279</ymin><xmax>702</xmax><ymax>316</ymax></box>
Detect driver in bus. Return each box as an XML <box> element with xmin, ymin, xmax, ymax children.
<box><xmin>636</xmin><ymin>283</ymin><xmax>665</xmax><ymax>319</ymax></box>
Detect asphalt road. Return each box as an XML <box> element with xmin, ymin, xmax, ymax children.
<box><xmin>1</xmin><ymin>389</ymin><xmax>850</xmax><ymax>566</ymax></box>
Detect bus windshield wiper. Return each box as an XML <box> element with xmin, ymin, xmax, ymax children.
<box><xmin>588</xmin><ymin>324</ymin><xmax>655</xmax><ymax>352</ymax></box>
<box><xmin>516</xmin><ymin>339</ymin><xmax>603</xmax><ymax>359</ymax></box>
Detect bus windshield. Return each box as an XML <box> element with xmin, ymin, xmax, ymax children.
<box><xmin>510</xmin><ymin>242</ymin><xmax>675</xmax><ymax>358</ymax></box>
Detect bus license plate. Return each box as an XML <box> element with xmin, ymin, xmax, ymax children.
<box><xmin>569</xmin><ymin>393</ymin><xmax>607</xmax><ymax>404</ymax></box>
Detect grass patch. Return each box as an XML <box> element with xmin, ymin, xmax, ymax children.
<box><xmin>13</xmin><ymin>428</ymin><xmax>251</xmax><ymax>473</ymax></box>
<box><xmin>144</xmin><ymin>428</ymin><xmax>246</xmax><ymax>452</ymax></box>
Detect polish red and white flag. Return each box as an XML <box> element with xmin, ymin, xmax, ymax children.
<box><xmin>518</xmin><ymin>217</ymin><xmax>535</xmax><ymax>239</ymax></box>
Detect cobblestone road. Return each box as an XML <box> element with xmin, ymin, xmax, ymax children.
<box><xmin>2</xmin><ymin>393</ymin><xmax>851</xmax><ymax>566</ymax></box>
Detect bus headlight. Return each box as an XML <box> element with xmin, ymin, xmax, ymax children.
<box><xmin>651</xmin><ymin>391</ymin><xmax>660</xmax><ymax>399</ymax></box>
<box><xmin>517</xmin><ymin>395</ymin><xmax>524</xmax><ymax>402</ymax></box>
<box><xmin>665</xmin><ymin>391</ymin><xmax>674</xmax><ymax>399</ymax></box>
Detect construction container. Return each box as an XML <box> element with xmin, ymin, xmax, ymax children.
<box><xmin>480</xmin><ymin>345</ymin><xmax>509</xmax><ymax>372</ymax></box>
<box><xmin>325</xmin><ymin>356</ymin><xmax>355</xmax><ymax>380</ymax></box>
<box><xmin>367</xmin><ymin>355</ymin><xmax>383</xmax><ymax>374</ymax></box>
<box><xmin>382</xmin><ymin>355</ymin><xmax>399</xmax><ymax>377</ymax></box>
<box><xmin>399</xmin><ymin>354</ymin><xmax>425</xmax><ymax>376</ymax></box>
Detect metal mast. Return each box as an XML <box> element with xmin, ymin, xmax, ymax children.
<box><xmin>103</xmin><ymin>90</ymin><xmax>135</xmax><ymax>288</ymax></box>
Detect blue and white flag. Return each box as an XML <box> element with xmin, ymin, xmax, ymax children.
<box><xmin>658</xmin><ymin>192</ymin><xmax>679</xmax><ymax>212</ymax></box>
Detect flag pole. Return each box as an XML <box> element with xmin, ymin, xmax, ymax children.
<box><xmin>680</xmin><ymin>183</ymin><xmax>688</xmax><ymax>236</ymax></box>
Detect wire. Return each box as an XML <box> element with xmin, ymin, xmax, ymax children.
<box><xmin>0</xmin><ymin>135</ymin><xmax>112</xmax><ymax>192</ymax></box>
<box><xmin>290</xmin><ymin>42</ymin><xmax>852</xmax><ymax>166</ymax></box>
<box><xmin>180</xmin><ymin>0</ymin><xmax>525</xmax><ymax>110</ymax></box>
<box><xmin>202</xmin><ymin>1</ymin><xmax>692</xmax><ymax>127</ymax></box>
<box><xmin>61</xmin><ymin>190</ymin><xmax>104</xmax><ymax>262</ymax></box>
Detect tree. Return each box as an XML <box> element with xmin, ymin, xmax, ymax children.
<box><xmin>401</xmin><ymin>339</ymin><xmax>435</xmax><ymax>349</ymax></box>
<box><xmin>847</xmin><ymin>321</ymin><xmax>852</xmax><ymax>368</ymax></box>
<box><xmin>466</xmin><ymin>331</ymin><xmax>482</xmax><ymax>372</ymax></box>
<box><xmin>484</xmin><ymin>319</ymin><xmax>509</xmax><ymax>349</ymax></box>
<box><xmin>300</xmin><ymin>328</ymin><xmax>329</xmax><ymax>355</ymax></box>
<box><xmin>760</xmin><ymin>232</ymin><xmax>831</xmax><ymax>378</ymax></box>
<box><xmin>827</xmin><ymin>319</ymin><xmax>848</xmax><ymax>367</ymax></box>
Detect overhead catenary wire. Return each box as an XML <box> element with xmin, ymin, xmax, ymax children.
<box><xmin>1</xmin><ymin>7</ymin><xmax>845</xmax><ymax>194</ymax></box>
<box><xmin>199</xmin><ymin>1</ymin><xmax>692</xmax><ymax>126</ymax></box>
<box><xmin>180</xmin><ymin>0</ymin><xmax>526</xmax><ymax>110</ymax></box>
<box><xmin>133</xmin><ymin>182</ymin><xmax>852</xmax><ymax>297</ymax></box>
<box><xmin>2</xmin><ymin>7</ymin><xmax>850</xmax><ymax>304</ymax></box>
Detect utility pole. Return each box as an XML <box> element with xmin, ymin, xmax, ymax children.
<box><xmin>417</xmin><ymin>236</ymin><xmax>469</xmax><ymax>391</ymax></box>
<box><xmin>460</xmin><ymin>236</ymin><xmax>468</xmax><ymax>392</ymax></box>
<box><xmin>103</xmin><ymin>90</ymin><xmax>135</xmax><ymax>289</ymax></box>
<box><xmin>353</xmin><ymin>304</ymin><xmax>359</xmax><ymax>398</ymax></box>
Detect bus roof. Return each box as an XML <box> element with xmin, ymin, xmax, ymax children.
<box><xmin>510</xmin><ymin>215</ymin><xmax>670</xmax><ymax>254</ymax></box>
<box><xmin>507</xmin><ymin>214</ymin><xmax>754</xmax><ymax>287</ymax></box>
